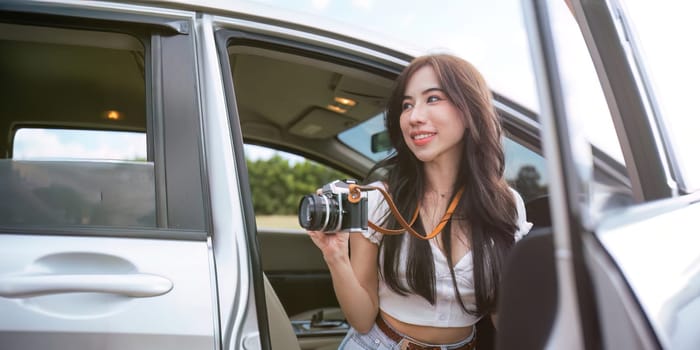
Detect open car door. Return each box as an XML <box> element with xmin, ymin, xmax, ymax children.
<box><xmin>497</xmin><ymin>1</ymin><xmax>700</xmax><ymax>349</ymax></box>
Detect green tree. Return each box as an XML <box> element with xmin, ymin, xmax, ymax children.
<box><xmin>246</xmin><ymin>155</ymin><xmax>350</xmax><ymax>215</ymax></box>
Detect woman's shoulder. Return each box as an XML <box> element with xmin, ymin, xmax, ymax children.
<box><xmin>366</xmin><ymin>180</ymin><xmax>387</xmax><ymax>189</ymax></box>
<box><xmin>366</xmin><ymin>181</ymin><xmax>389</xmax><ymax>211</ymax></box>
<box><xmin>508</xmin><ymin>187</ymin><xmax>533</xmax><ymax>241</ymax></box>
<box><xmin>362</xmin><ymin>180</ymin><xmax>389</xmax><ymax>245</ymax></box>
<box><xmin>508</xmin><ymin>186</ymin><xmax>524</xmax><ymax>202</ymax></box>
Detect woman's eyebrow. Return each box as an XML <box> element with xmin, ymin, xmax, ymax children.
<box><xmin>422</xmin><ymin>87</ymin><xmax>445</xmax><ymax>95</ymax></box>
<box><xmin>402</xmin><ymin>87</ymin><xmax>444</xmax><ymax>100</ymax></box>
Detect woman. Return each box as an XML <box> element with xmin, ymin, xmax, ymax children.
<box><xmin>307</xmin><ymin>53</ymin><xmax>532</xmax><ymax>349</ymax></box>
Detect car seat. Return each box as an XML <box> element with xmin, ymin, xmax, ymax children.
<box><xmin>496</xmin><ymin>228</ymin><xmax>557</xmax><ymax>350</ymax></box>
<box><xmin>264</xmin><ymin>273</ymin><xmax>302</xmax><ymax>350</ymax></box>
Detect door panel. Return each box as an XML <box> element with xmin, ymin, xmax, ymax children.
<box><xmin>519</xmin><ymin>0</ymin><xmax>681</xmax><ymax>348</ymax></box>
<box><xmin>258</xmin><ymin>229</ymin><xmax>337</xmax><ymax>317</ymax></box>
<box><xmin>258</xmin><ymin>228</ymin><xmax>348</xmax><ymax>350</ymax></box>
<box><xmin>594</xmin><ymin>197</ymin><xmax>700</xmax><ymax>349</ymax></box>
<box><xmin>0</xmin><ymin>235</ymin><xmax>215</xmax><ymax>349</ymax></box>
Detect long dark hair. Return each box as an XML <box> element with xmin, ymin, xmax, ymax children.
<box><xmin>368</xmin><ymin>54</ymin><xmax>518</xmax><ymax>316</ymax></box>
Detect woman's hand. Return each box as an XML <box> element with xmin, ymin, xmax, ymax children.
<box><xmin>307</xmin><ymin>230</ymin><xmax>350</xmax><ymax>264</ymax></box>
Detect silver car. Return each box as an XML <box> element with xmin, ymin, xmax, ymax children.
<box><xmin>0</xmin><ymin>0</ymin><xmax>697</xmax><ymax>349</ymax></box>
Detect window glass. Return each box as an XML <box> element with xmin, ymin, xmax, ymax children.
<box><xmin>547</xmin><ymin>0</ymin><xmax>625</xmax><ymax>166</ymax></box>
<box><xmin>13</xmin><ymin>128</ymin><xmax>146</xmax><ymax>161</ymax></box>
<box><xmin>504</xmin><ymin>138</ymin><xmax>548</xmax><ymax>203</ymax></box>
<box><xmin>245</xmin><ymin>144</ymin><xmax>350</xmax><ymax>230</ymax></box>
<box><xmin>0</xmin><ymin>23</ymin><xmax>153</xmax><ymax>227</ymax></box>
<box><xmin>338</xmin><ymin>113</ymin><xmax>391</xmax><ymax>162</ymax></box>
<box><xmin>619</xmin><ymin>1</ymin><xmax>700</xmax><ymax>192</ymax></box>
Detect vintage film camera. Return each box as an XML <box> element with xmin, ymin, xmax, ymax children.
<box><xmin>298</xmin><ymin>179</ymin><xmax>368</xmax><ymax>233</ymax></box>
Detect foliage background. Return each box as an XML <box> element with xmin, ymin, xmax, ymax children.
<box><xmin>247</xmin><ymin>155</ymin><xmax>349</xmax><ymax>215</ymax></box>
<box><xmin>246</xmin><ymin>155</ymin><xmax>547</xmax><ymax>217</ymax></box>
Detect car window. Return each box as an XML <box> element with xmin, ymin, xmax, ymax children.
<box><xmin>245</xmin><ymin>144</ymin><xmax>350</xmax><ymax>230</ymax></box>
<box><xmin>619</xmin><ymin>1</ymin><xmax>700</xmax><ymax>193</ymax></box>
<box><xmin>504</xmin><ymin>137</ymin><xmax>548</xmax><ymax>204</ymax></box>
<box><xmin>338</xmin><ymin>113</ymin><xmax>391</xmax><ymax>162</ymax></box>
<box><xmin>0</xmin><ymin>23</ymin><xmax>155</xmax><ymax>228</ymax></box>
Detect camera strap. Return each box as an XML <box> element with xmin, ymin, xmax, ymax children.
<box><xmin>348</xmin><ymin>184</ymin><xmax>464</xmax><ymax>240</ymax></box>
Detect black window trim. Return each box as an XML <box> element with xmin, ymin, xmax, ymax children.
<box><xmin>0</xmin><ymin>1</ymin><xmax>188</xmax><ymax>35</ymax></box>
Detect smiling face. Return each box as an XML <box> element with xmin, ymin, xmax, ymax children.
<box><xmin>399</xmin><ymin>65</ymin><xmax>467</xmax><ymax>165</ymax></box>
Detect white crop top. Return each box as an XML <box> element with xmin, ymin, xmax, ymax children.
<box><xmin>361</xmin><ymin>181</ymin><xmax>533</xmax><ymax>328</ymax></box>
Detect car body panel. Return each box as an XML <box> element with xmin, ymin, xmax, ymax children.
<box><xmin>0</xmin><ymin>1</ymin><xmax>222</xmax><ymax>349</ymax></box>
<box><xmin>596</xmin><ymin>194</ymin><xmax>700</xmax><ymax>350</ymax></box>
<box><xmin>0</xmin><ymin>235</ymin><xmax>215</xmax><ymax>349</ymax></box>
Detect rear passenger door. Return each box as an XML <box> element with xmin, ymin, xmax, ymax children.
<box><xmin>0</xmin><ymin>3</ymin><xmax>216</xmax><ymax>349</ymax></box>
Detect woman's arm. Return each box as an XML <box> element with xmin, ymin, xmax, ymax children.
<box><xmin>307</xmin><ymin>230</ymin><xmax>379</xmax><ymax>333</ymax></box>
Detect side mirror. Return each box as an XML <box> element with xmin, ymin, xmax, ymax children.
<box><xmin>371</xmin><ymin>130</ymin><xmax>391</xmax><ymax>153</ymax></box>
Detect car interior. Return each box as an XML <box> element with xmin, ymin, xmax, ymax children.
<box><xmin>1</xmin><ymin>18</ymin><xmax>634</xmax><ymax>350</ymax></box>
<box><xmin>226</xmin><ymin>44</ymin><xmax>397</xmax><ymax>350</ymax></box>
<box><xmin>222</xmin><ymin>39</ymin><xmax>563</xmax><ymax>350</ymax></box>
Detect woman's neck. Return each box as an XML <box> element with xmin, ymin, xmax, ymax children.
<box><xmin>423</xmin><ymin>160</ymin><xmax>459</xmax><ymax>197</ymax></box>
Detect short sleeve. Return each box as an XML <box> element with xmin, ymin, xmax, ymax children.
<box><xmin>361</xmin><ymin>181</ymin><xmax>388</xmax><ymax>245</ymax></box>
<box><xmin>511</xmin><ymin>188</ymin><xmax>533</xmax><ymax>242</ymax></box>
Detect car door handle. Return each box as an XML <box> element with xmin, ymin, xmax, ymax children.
<box><xmin>0</xmin><ymin>273</ymin><xmax>173</xmax><ymax>298</ymax></box>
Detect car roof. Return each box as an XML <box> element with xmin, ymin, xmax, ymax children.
<box><xmin>137</xmin><ymin>0</ymin><xmax>423</xmax><ymax>59</ymax></box>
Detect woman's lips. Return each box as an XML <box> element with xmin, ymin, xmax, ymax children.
<box><xmin>411</xmin><ymin>132</ymin><xmax>436</xmax><ymax>146</ymax></box>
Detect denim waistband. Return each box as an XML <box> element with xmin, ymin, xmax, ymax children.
<box><xmin>375</xmin><ymin>315</ymin><xmax>476</xmax><ymax>350</ymax></box>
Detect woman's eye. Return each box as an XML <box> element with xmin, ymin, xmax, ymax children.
<box><xmin>401</xmin><ymin>102</ymin><xmax>413</xmax><ymax>111</ymax></box>
<box><xmin>427</xmin><ymin>96</ymin><xmax>441</xmax><ymax>103</ymax></box>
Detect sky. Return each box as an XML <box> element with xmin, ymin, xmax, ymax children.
<box><xmin>14</xmin><ymin>128</ymin><xmax>146</xmax><ymax>161</ymax></box>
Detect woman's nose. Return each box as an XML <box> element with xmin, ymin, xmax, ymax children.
<box><xmin>408</xmin><ymin>104</ymin><xmax>427</xmax><ymax>124</ymax></box>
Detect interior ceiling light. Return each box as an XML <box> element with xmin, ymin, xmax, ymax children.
<box><xmin>327</xmin><ymin>104</ymin><xmax>347</xmax><ymax>114</ymax></box>
<box><xmin>105</xmin><ymin>110</ymin><xmax>121</xmax><ymax>120</ymax></box>
<box><xmin>334</xmin><ymin>97</ymin><xmax>357</xmax><ymax>107</ymax></box>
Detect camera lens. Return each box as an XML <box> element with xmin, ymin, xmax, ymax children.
<box><xmin>298</xmin><ymin>195</ymin><xmax>324</xmax><ymax>230</ymax></box>
<box><xmin>298</xmin><ymin>194</ymin><xmax>339</xmax><ymax>232</ymax></box>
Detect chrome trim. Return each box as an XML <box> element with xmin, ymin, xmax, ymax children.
<box><xmin>15</xmin><ymin>0</ymin><xmax>194</xmax><ymax>20</ymax></box>
<box><xmin>334</xmin><ymin>193</ymin><xmax>343</xmax><ymax>233</ymax></box>
<box><xmin>522</xmin><ymin>0</ymin><xmax>585</xmax><ymax>348</ymax></box>
<box><xmin>321</xmin><ymin>195</ymin><xmax>331</xmax><ymax>232</ymax></box>
<box><xmin>207</xmin><ymin>236</ymin><xmax>223</xmax><ymax>350</ymax></box>
<box><xmin>608</xmin><ymin>0</ymin><xmax>682</xmax><ymax>194</ymax></box>
<box><xmin>194</xmin><ymin>13</ymin><xmax>253</xmax><ymax>350</ymax></box>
